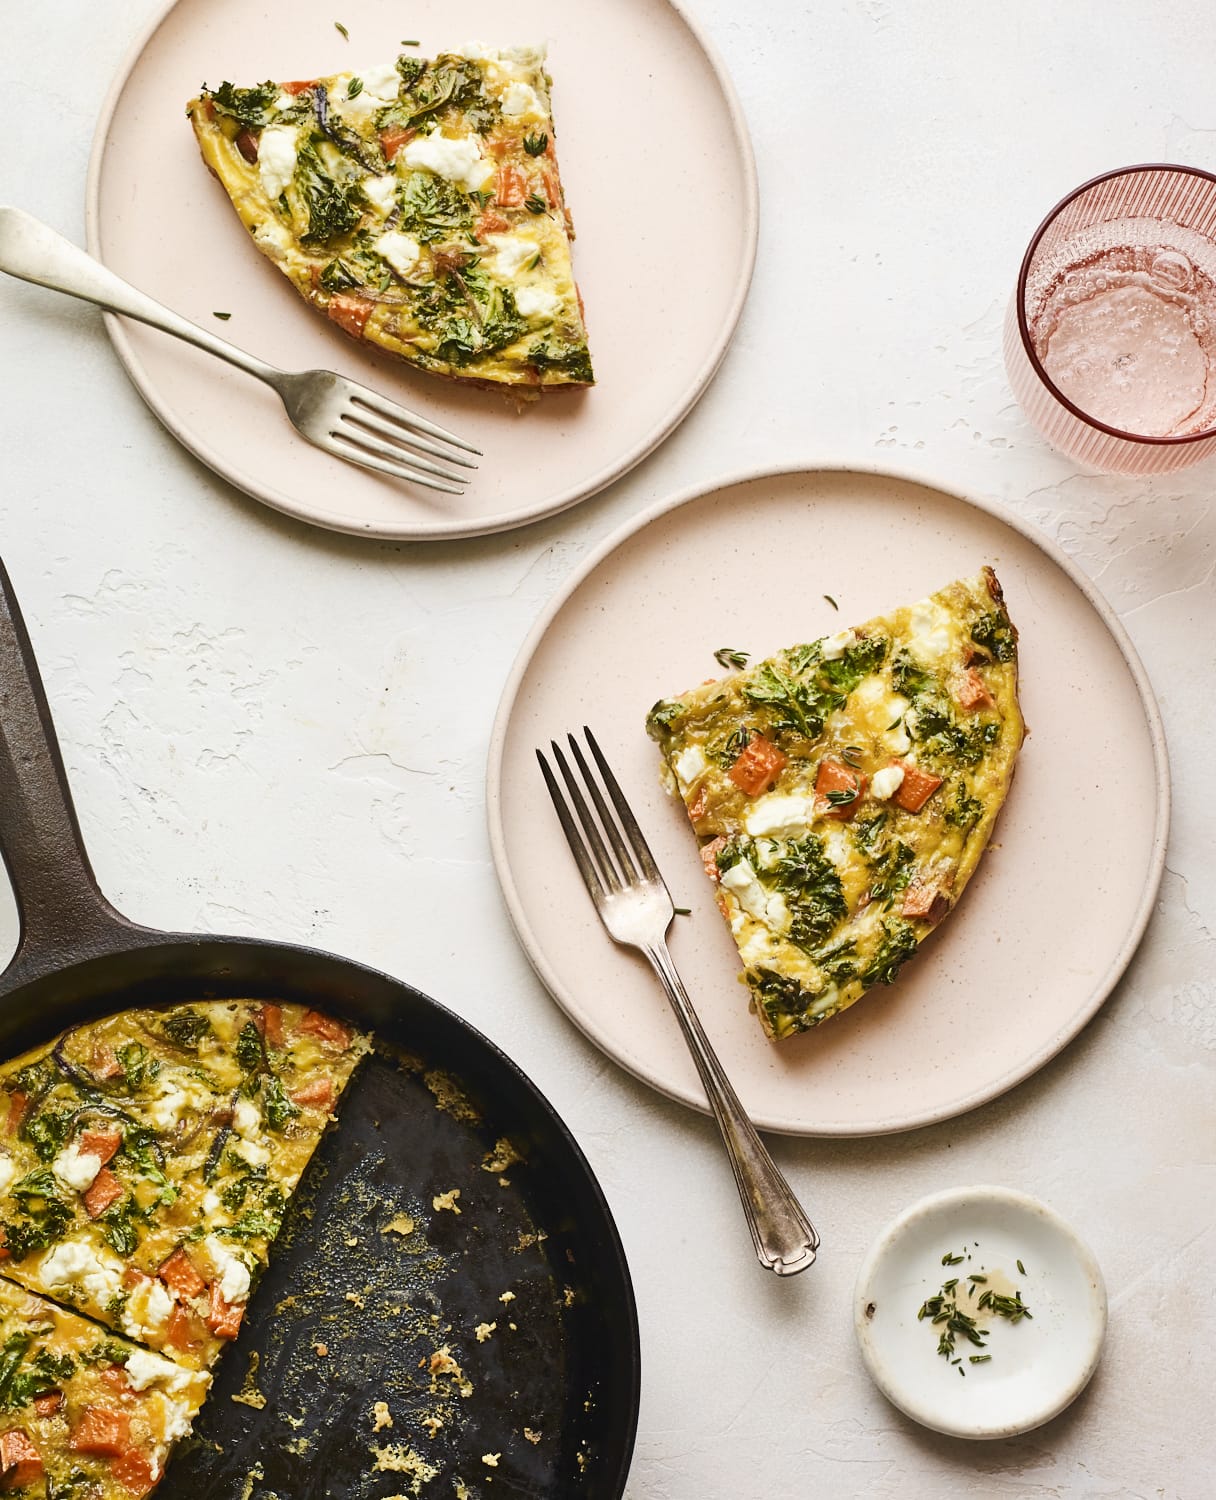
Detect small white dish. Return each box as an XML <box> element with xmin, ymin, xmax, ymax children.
<box><xmin>854</xmin><ymin>1185</ymin><xmax>1107</xmax><ymax>1439</ymax></box>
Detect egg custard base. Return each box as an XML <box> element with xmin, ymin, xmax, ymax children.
<box><xmin>646</xmin><ymin>570</ymin><xmax>1024</xmax><ymax>1040</ymax></box>
<box><xmin>188</xmin><ymin>48</ymin><xmax>593</xmax><ymax>389</ymax></box>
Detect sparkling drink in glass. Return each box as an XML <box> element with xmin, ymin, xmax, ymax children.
<box><xmin>1005</xmin><ymin>164</ymin><xmax>1216</xmax><ymax>473</ymax></box>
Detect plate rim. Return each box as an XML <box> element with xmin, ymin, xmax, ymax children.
<box><xmin>852</xmin><ymin>1182</ymin><xmax>1108</xmax><ymax>1439</ymax></box>
<box><xmin>83</xmin><ymin>0</ymin><xmax>759</xmax><ymax>541</ymax></box>
<box><xmin>485</xmin><ymin>461</ymin><xmax>1172</xmax><ymax>1137</ymax></box>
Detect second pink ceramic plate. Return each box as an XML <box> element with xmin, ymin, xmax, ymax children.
<box><xmin>487</xmin><ymin>466</ymin><xmax>1169</xmax><ymax>1136</ymax></box>
<box><xmin>86</xmin><ymin>0</ymin><xmax>756</xmax><ymax>539</ymax></box>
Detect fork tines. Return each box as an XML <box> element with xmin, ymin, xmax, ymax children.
<box><xmin>536</xmin><ymin>727</ymin><xmax>663</xmax><ymax>903</ymax></box>
<box><xmin>330</xmin><ymin>382</ymin><xmax>481</xmax><ymax>494</ymax></box>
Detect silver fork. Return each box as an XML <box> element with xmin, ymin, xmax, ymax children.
<box><xmin>0</xmin><ymin>207</ymin><xmax>478</xmax><ymax>495</ymax></box>
<box><xmin>538</xmin><ymin>727</ymin><xmax>820</xmax><ymax>1277</ymax></box>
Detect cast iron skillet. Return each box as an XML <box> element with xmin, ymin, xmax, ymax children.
<box><xmin>0</xmin><ymin>559</ymin><xmax>640</xmax><ymax>1498</ymax></box>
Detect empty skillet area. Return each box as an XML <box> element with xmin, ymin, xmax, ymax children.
<box><xmin>160</xmin><ymin>1033</ymin><xmax>612</xmax><ymax>1498</ymax></box>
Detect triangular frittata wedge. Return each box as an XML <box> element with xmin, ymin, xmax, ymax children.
<box><xmin>0</xmin><ymin>1278</ymin><xmax>210</xmax><ymax>1496</ymax></box>
<box><xmin>188</xmin><ymin>47</ymin><xmax>593</xmax><ymax>388</ymax></box>
<box><xmin>0</xmin><ymin>1002</ymin><xmax>367</xmax><ymax>1370</ymax></box>
<box><xmin>646</xmin><ymin>569</ymin><xmax>1024</xmax><ymax>1040</ymax></box>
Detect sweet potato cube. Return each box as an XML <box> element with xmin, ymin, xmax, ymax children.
<box><xmin>69</xmin><ymin>1407</ymin><xmax>131</xmax><ymax>1458</ymax></box>
<box><xmin>158</xmin><ymin>1248</ymin><xmax>207</xmax><ymax>1301</ymax></box>
<box><xmin>814</xmin><ymin>758</ymin><xmax>866</xmax><ymax>821</ymax></box>
<box><xmin>207</xmin><ymin>1286</ymin><xmax>245</xmax><ymax>1340</ymax></box>
<box><xmin>727</xmin><ymin>734</ymin><xmax>787</xmax><ymax>796</ymax></box>
<box><xmin>256</xmin><ymin>1004</ymin><xmax>285</xmax><ymax>1047</ymax></box>
<box><xmin>110</xmin><ymin>1451</ymin><xmax>157</xmax><ymax>1498</ymax></box>
<box><xmin>0</xmin><ymin>1429</ymin><xmax>43</xmax><ymax>1483</ymax></box>
<box><xmin>164</xmin><ymin>1304</ymin><xmax>204</xmax><ymax>1355</ymax></box>
<box><xmin>326</xmin><ymin>294</ymin><xmax>374</xmax><ymax>338</ymax></box>
<box><xmin>700</xmin><ymin>836</ymin><xmax>728</xmax><ymax>884</ymax></box>
<box><xmin>299</xmin><ymin>1011</ymin><xmax>352</xmax><ymax>1048</ymax></box>
<box><xmin>83</xmin><ymin>1168</ymin><xmax>124</xmax><ymax>1220</ymax></box>
<box><xmin>892</xmin><ymin>761</ymin><xmax>943</xmax><ymax>814</ymax></box>
<box><xmin>901</xmin><ymin>876</ymin><xmax>952</xmax><ymax>924</ymax></box>
<box><xmin>4</xmin><ymin>1093</ymin><xmax>27</xmax><ymax>1136</ymax></box>
<box><xmin>92</xmin><ymin>1044</ymin><xmax>123</xmax><ymax>1080</ymax></box>
<box><xmin>291</xmin><ymin>1077</ymin><xmax>334</xmax><ymax>1110</ymax></box>
<box><xmin>79</xmin><ymin>1129</ymin><xmax>121</xmax><ymax>1166</ymax></box>
<box><xmin>954</xmin><ymin>667</ymin><xmax>993</xmax><ymax>712</ymax></box>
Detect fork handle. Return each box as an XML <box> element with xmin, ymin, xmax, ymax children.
<box><xmin>646</xmin><ymin>940</ymin><xmax>820</xmax><ymax>1276</ymax></box>
<box><xmin>0</xmin><ymin>207</ymin><xmax>280</xmax><ymax>386</ymax></box>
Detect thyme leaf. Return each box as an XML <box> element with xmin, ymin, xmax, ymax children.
<box><xmin>825</xmin><ymin>785</ymin><xmax>859</xmax><ymax>807</ymax></box>
<box><xmin>713</xmin><ymin>647</ymin><xmax>749</xmax><ymax>671</ymax></box>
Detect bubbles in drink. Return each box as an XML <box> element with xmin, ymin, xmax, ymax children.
<box><xmin>1149</xmin><ymin>249</ymin><xmax>1193</xmax><ymax>294</ymax></box>
<box><xmin>1027</xmin><ymin>224</ymin><xmax>1216</xmax><ymax>437</ymax></box>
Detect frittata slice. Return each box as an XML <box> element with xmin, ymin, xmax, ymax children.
<box><xmin>0</xmin><ymin>1002</ymin><xmax>367</xmax><ymax>1370</ymax></box>
<box><xmin>188</xmin><ymin>46</ymin><xmax>593</xmax><ymax>388</ymax></box>
<box><xmin>646</xmin><ymin>570</ymin><xmax>1024</xmax><ymax>1040</ymax></box>
<box><xmin>0</xmin><ymin>1278</ymin><xmax>209</xmax><ymax>1497</ymax></box>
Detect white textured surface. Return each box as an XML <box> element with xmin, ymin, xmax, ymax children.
<box><xmin>0</xmin><ymin>3</ymin><xmax>1212</xmax><ymax>1495</ymax></box>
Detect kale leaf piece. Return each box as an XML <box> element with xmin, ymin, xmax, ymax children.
<box><xmin>296</xmin><ymin>142</ymin><xmax>363</xmax><ymax>245</ymax></box>
<box><xmin>970</xmin><ymin>610</ymin><xmax>1017</xmax><ymax>663</ymax></box>
<box><xmin>207</xmin><ymin>81</ymin><xmax>279</xmax><ymax>129</ymax></box>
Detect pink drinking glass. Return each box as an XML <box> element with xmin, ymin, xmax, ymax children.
<box><xmin>1004</xmin><ymin>163</ymin><xmax>1216</xmax><ymax>473</ymax></box>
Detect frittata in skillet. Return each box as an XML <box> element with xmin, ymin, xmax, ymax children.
<box><xmin>0</xmin><ymin>1002</ymin><xmax>367</xmax><ymax>1371</ymax></box>
<box><xmin>188</xmin><ymin>46</ymin><xmax>593</xmax><ymax>388</ymax></box>
<box><xmin>0</xmin><ymin>1279</ymin><xmax>209</xmax><ymax>1498</ymax></box>
<box><xmin>646</xmin><ymin>570</ymin><xmax>1024</xmax><ymax>1040</ymax></box>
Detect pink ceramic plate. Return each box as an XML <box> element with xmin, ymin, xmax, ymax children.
<box><xmin>487</xmin><ymin>466</ymin><xmax>1170</xmax><ymax>1136</ymax></box>
<box><xmin>86</xmin><ymin>0</ymin><xmax>756</xmax><ymax>540</ymax></box>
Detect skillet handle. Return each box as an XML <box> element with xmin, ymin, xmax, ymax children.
<box><xmin>0</xmin><ymin>557</ymin><xmax>149</xmax><ymax>996</ymax></box>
